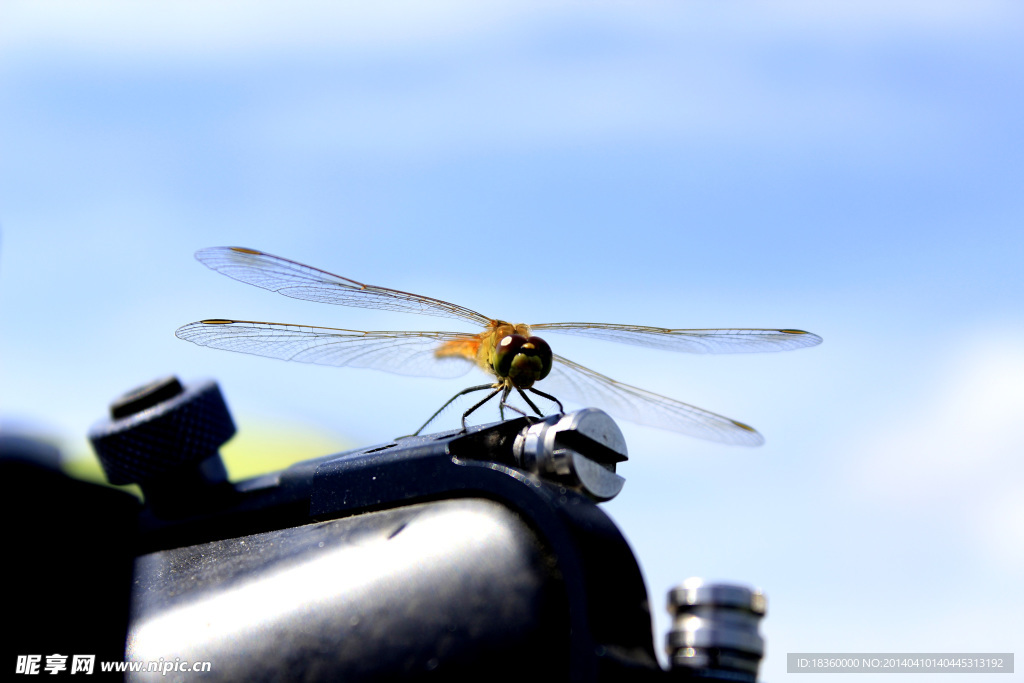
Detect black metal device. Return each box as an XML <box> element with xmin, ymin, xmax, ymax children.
<box><xmin>5</xmin><ymin>376</ymin><xmax>769</xmax><ymax>680</ymax></box>
<box><xmin>1</xmin><ymin>432</ymin><xmax>138</xmax><ymax>674</ymax></box>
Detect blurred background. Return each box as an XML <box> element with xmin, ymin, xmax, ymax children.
<box><xmin>1</xmin><ymin>1</ymin><xmax>1021</xmax><ymax>678</ymax></box>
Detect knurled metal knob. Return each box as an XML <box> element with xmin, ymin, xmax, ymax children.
<box><xmin>89</xmin><ymin>376</ymin><xmax>235</xmax><ymax>487</ymax></box>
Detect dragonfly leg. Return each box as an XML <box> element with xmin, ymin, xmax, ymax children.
<box><xmin>515</xmin><ymin>386</ymin><xmax>547</xmax><ymax>419</ymax></box>
<box><xmin>460</xmin><ymin>386</ymin><xmax>505</xmax><ymax>431</ymax></box>
<box><xmin>527</xmin><ymin>387</ymin><xmax>565</xmax><ymax>415</ymax></box>
<box><xmin>498</xmin><ymin>385</ymin><xmax>509</xmax><ymax>421</ymax></box>
<box><xmin>408</xmin><ymin>383</ymin><xmax>496</xmax><ymax>436</ymax></box>
<box><xmin>501</xmin><ymin>404</ymin><xmax>530</xmax><ymax>418</ymax></box>
<box><xmin>500</xmin><ymin>385</ymin><xmax>534</xmax><ymax>420</ymax></box>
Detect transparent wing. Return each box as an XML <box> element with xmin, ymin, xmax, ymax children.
<box><xmin>195</xmin><ymin>247</ymin><xmax>494</xmax><ymax>326</ymax></box>
<box><xmin>541</xmin><ymin>354</ymin><xmax>765</xmax><ymax>446</ymax></box>
<box><xmin>530</xmin><ymin>323</ymin><xmax>822</xmax><ymax>354</ymax></box>
<box><xmin>175</xmin><ymin>320</ymin><xmax>481</xmax><ymax>379</ymax></box>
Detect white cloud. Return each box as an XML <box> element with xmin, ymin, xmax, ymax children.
<box><xmin>977</xmin><ymin>492</ymin><xmax>1024</xmax><ymax>569</ymax></box>
<box><xmin>853</xmin><ymin>337</ymin><xmax>1024</xmax><ymax>496</ymax></box>
<box><xmin>740</xmin><ymin>0</ymin><xmax>1018</xmax><ymax>37</ymax></box>
<box><xmin>849</xmin><ymin>330</ymin><xmax>1024</xmax><ymax>567</ymax></box>
<box><xmin>3</xmin><ymin>0</ymin><xmax>1017</xmax><ymax>164</ymax></box>
<box><xmin>2</xmin><ymin>0</ymin><xmax>1018</xmax><ymax>62</ymax></box>
<box><xmin>0</xmin><ymin>1</ymin><xmax>539</xmax><ymax>60</ymax></box>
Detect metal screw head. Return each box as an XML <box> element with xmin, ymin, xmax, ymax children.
<box><xmin>512</xmin><ymin>409</ymin><xmax>627</xmax><ymax>501</ymax></box>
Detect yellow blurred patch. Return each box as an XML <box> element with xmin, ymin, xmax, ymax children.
<box><xmin>62</xmin><ymin>417</ymin><xmax>351</xmax><ymax>488</ymax></box>
<box><xmin>220</xmin><ymin>417</ymin><xmax>352</xmax><ymax>480</ymax></box>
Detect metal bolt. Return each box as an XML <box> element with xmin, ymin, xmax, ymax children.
<box><xmin>666</xmin><ymin>578</ymin><xmax>766</xmax><ymax>682</ymax></box>
<box><xmin>512</xmin><ymin>409</ymin><xmax>627</xmax><ymax>501</ymax></box>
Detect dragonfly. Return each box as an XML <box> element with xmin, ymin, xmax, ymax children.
<box><xmin>175</xmin><ymin>247</ymin><xmax>822</xmax><ymax>445</ymax></box>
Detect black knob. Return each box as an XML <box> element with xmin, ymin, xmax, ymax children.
<box><xmin>90</xmin><ymin>377</ymin><xmax>235</xmax><ymax>510</ymax></box>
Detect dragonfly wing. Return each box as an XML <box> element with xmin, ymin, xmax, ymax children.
<box><xmin>541</xmin><ymin>354</ymin><xmax>764</xmax><ymax>446</ymax></box>
<box><xmin>531</xmin><ymin>323</ymin><xmax>822</xmax><ymax>353</ymax></box>
<box><xmin>176</xmin><ymin>320</ymin><xmax>479</xmax><ymax>379</ymax></box>
<box><xmin>195</xmin><ymin>247</ymin><xmax>494</xmax><ymax>326</ymax></box>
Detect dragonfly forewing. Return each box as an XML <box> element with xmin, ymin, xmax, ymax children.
<box><xmin>531</xmin><ymin>323</ymin><xmax>822</xmax><ymax>354</ymax></box>
<box><xmin>196</xmin><ymin>247</ymin><xmax>494</xmax><ymax>326</ymax></box>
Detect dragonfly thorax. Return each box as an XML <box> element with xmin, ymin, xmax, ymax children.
<box><xmin>491</xmin><ymin>334</ymin><xmax>553</xmax><ymax>389</ymax></box>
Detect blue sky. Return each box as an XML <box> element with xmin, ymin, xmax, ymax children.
<box><xmin>2</xmin><ymin>1</ymin><xmax>1022</xmax><ymax>678</ymax></box>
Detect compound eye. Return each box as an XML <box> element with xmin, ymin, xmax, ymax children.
<box><xmin>526</xmin><ymin>336</ymin><xmax>553</xmax><ymax>381</ymax></box>
<box><xmin>491</xmin><ymin>334</ymin><xmax>554</xmax><ymax>389</ymax></box>
<box><xmin>493</xmin><ymin>334</ymin><xmax>528</xmax><ymax>378</ymax></box>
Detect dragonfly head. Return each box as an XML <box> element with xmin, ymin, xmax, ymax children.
<box><xmin>492</xmin><ymin>334</ymin><xmax>553</xmax><ymax>389</ymax></box>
